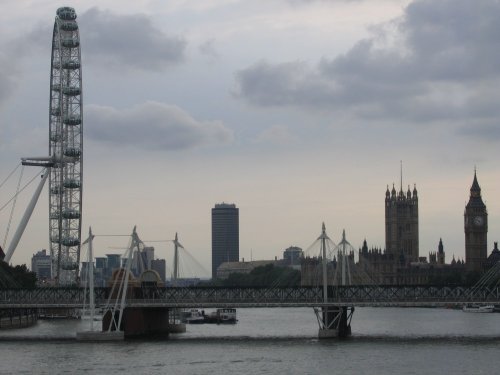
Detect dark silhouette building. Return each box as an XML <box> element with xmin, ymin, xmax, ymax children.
<box><xmin>151</xmin><ymin>259</ymin><xmax>166</xmax><ymax>282</ymax></box>
<box><xmin>464</xmin><ymin>171</ymin><xmax>488</xmax><ymax>272</ymax></box>
<box><xmin>429</xmin><ymin>238</ymin><xmax>445</xmax><ymax>266</ymax></box>
<box><xmin>283</xmin><ymin>246</ymin><xmax>303</xmax><ymax>267</ymax></box>
<box><xmin>485</xmin><ymin>242</ymin><xmax>500</xmax><ymax>269</ymax></box>
<box><xmin>31</xmin><ymin>249</ymin><xmax>52</xmax><ymax>281</ymax></box>
<box><xmin>212</xmin><ymin>203</ymin><xmax>239</xmax><ymax>278</ymax></box>
<box><xmin>385</xmin><ymin>181</ymin><xmax>419</xmax><ymax>265</ymax></box>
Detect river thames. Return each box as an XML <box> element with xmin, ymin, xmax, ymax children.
<box><xmin>0</xmin><ymin>307</ymin><xmax>499</xmax><ymax>374</ymax></box>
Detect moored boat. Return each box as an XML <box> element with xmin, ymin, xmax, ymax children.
<box><xmin>181</xmin><ymin>309</ymin><xmax>206</xmax><ymax>324</ymax></box>
<box><xmin>462</xmin><ymin>304</ymin><xmax>494</xmax><ymax>313</ymax></box>
<box><xmin>205</xmin><ymin>308</ymin><xmax>238</xmax><ymax>324</ymax></box>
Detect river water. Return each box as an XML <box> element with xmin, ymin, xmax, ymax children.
<box><xmin>0</xmin><ymin>307</ymin><xmax>499</xmax><ymax>374</ymax></box>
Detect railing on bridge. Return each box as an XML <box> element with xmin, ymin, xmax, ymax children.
<box><xmin>0</xmin><ymin>286</ymin><xmax>498</xmax><ymax>308</ymax></box>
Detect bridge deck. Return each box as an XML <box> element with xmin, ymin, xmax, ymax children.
<box><xmin>0</xmin><ymin>286</ymin><xmax>498</xmax><ymax>309</ymax></box>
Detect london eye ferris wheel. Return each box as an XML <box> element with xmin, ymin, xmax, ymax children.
<box><xmin>2</xmin><ymin>7</ymin><xmax>83</xmax><ymax>285</ymax></box>
<box><xmin>48</xmin><ymin>7</ymin><xmax>83</xmax><ymax>285</ymax></box>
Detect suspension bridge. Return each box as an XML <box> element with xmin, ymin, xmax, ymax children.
<box><xmin>0</xmin><ymin>221</ymin><xmax>499</xmax><ymax>339</ymax></box>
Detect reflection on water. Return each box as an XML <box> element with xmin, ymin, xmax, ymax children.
<box><xmin>1</xmin><ymin>307</ymin><xmax>499</xmax><ymax>341</ymax></box>
<box><xmin>0</xmin><ymin>308</ymin><xmax>499</xmax><ymax>375</ymax></box>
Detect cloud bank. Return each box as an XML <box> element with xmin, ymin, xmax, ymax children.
<box><xmin>86</xmin><ymin>102</ymin><xmax>233</xmax><ymax>151</ymax></box>
<box><xmin>80</xmin><ymin>8</ymin><xmax>187</xmax><ymax>71</ymax></box>
<box><xmin>0</xmin><ymin>53</ymin><xmax>17</xmax><ymax>106</ymax></box>
<box><xmin>235</xmin><ymin>0</ymin><xmax>500</xmax><ymax>137</ymax></box>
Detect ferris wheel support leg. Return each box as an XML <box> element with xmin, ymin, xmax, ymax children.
<box><xmin>4</xmin><ymin>171</ymin><xmax>49</xmax><ymax>263</ymax></box>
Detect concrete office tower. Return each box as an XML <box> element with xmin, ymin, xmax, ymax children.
<box><xmin>31</xmin><ymin>249</ymin><xmax>52</xmax><ymax>280</ymax></box>
<box><xmin>212</xmin><ymin>203</ymin><xmax>239</xmax><ymax>278</ymax></box>
<box><xmin>106</xmin><ymin>254</ymin><xmax>121</xmax><ymax>273</ymax></box>
<box><xmin>151</xmin><ymin>259</ymin><xmax>166</xmax><ymax>282</ymax></box>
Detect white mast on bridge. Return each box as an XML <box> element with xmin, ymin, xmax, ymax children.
<box><xmin>172</xmin><ymin>232</ymin><xmax>185</xmax><ymax>286</ymax></box>
<box><xmin>319</xmin><ymin>222</ymin><xmax>329</xmax><ymax>303</ymax></box>
<box><xmin>314</xmin><ymin>223</ymin><xmax>355</xmax><ymax>338</ymax></box>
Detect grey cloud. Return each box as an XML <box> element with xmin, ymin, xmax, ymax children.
<box><xmin>17</xmin><ymin>8</ymin><xmax>187</xmax><ymax>72</ymax></box>
<box><xmin>235</xmin><ymin>0</ymin><xmax>500</xmax><ymax>129</ymax></box>
<box><xmin>286</xmin><ymin>0</ymin><xmax>364</xmax><ymax>3</ymax></box>
<box><xmin>402</xmin><ymin>0</ymin><xmax>500</xmax><ymax>81</ymax></box>
<box><xmin>0</xmin><ymin>52</ymin><xmax>19</xmax><ymax>106</ymax></box>
<box><xmin>458</xmin><ymin>119</ymin><xmax>500</xmax><ymax>141</ymax></box>
<box><xmin>255</xmin><ymin>124</ymin><xmax>298</xmax><ymax>145</ymax></box>
<box><xmin>86</xmin><ymin>101</ymin><xmax>233</xmax><ymax>151</ymax></box>
<box><xmin>79</xmin><ymin>8</ymin><xmax>186</xmax><ymax>71</ymax></box>
<box><xmin>199</xmin><ymin>39</ymin><xmax>219</xmax><ymax>59</ymax></box>
<box><xmin>235</xmin><ymin>61</ymin><xmax>337</xmax><ymax>107</ymax></box>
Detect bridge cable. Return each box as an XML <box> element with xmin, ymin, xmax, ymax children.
<box><xmin>0</xmin><ymin>168</ymin><xmax>44</xmax><ymax>214</ymax></box>
<box><xmin>467</xmin><ymin>261</ymin><xmax>500</xmax><ymax>300</ymax></box>
<box><xmin>0</xmin><ymin>163</ymin><xmax>21</xmax><ymax>191</ymax></box>
<box><xmin>176</xmin><ymin>246</ymin><xmax>210</xmax><ymax>278</ymax></box>
<box><xmin>2</xmin><ymin>165</ymin><xmax>24</xmax><ymax>249</ymax></box>
<box><xmin>92</xmin><ymin>234</ymin><xmax>131</xmax><ymax>237</ymax></box>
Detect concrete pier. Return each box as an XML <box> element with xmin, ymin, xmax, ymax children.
<box><xmin>316</xmin><ymin>306</ymin><xmax>354</xmax><ymax>339</ymax></box>
<box><xmin>103</xmin><ymin>307</ymin><xmax>171</xmax><ymax>338</ymax></box>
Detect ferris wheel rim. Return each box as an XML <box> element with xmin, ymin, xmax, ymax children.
<box><xmin>48</xmin><ymin>6</ymin><xmax>83</xmax><ymax>285</ymax></box>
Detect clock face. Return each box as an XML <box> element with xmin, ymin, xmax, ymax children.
<box><xmin>473</xmin><ymin>216</ymin><xmax>484</xmax><ymax>226</ymax></box>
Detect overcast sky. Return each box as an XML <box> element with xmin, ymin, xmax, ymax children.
<box><xmin>0</xmin><ymin>0</ymin><xmax>499</xmax><ymax>277</ymax></box>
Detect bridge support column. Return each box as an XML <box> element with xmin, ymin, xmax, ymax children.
<box><xmin>314</xmin><ymin>306</ymin><xmax>354</xmax><ymax>339</ymax></box>
<box><xmin>168</xmin><ymin>309</ymin><xmax>186</xmax><ymax>333</ymax></box>
<box><xmin>103</xmin><ymin>307</ymin><xmax>171</xmax><ymax>338</ymax></box>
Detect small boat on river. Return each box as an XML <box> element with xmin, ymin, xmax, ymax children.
<box><xmin>181</xmin><ymin>308</ymin><xmax>238</xmax><ymax>324</ymax></box>
<box><xmin>181</xmin><ymin>309</ymin><xmax>206</xmax><ymax>324</ymax></box>
<box><xmin>205</xmin><ymin>308</ymin><xmax>238</xmax><ymax>324</ymax></box>
<box><xmin>462</xmin><ymin>304</ymin><xmax>494</xmax><ymax>313</ymax></box>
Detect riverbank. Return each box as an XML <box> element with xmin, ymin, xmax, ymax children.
<box><xmin>0</xmin><ymin>309</ymin><xmax>37</xmax><ymax>329</ymax></box>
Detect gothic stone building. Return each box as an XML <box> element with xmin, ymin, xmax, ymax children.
<box><xmin>464</xmin><ymin>171</ymin><xmax>488</xmax><ymax>272</ymax></box>
<box><xmin>356</xmin><ymin>180</ymin><xmax>420</xmax><ymax>284</ymax></box>
<box><xmin>385</xmin><ymin>183</ymin><xmax>419</xmax><ymax>265</ymax></box>
<box><xmin>302</xmin><ymin>171</ymin><xmax>492</xmax><ymax>286</ymax></box>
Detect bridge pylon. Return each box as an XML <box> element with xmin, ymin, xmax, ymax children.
<box><xmin>314</xmin><ymin>305</ymin><xmax>354</xmax><ymax>338</ymax></box>
<box><xmin>313</xmin><ymin>224</ymin><xmax>355</xmax><ymax>338</ymax></box>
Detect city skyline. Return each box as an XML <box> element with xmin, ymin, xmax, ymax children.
<box><xmin>0</xmin><ymin>0</ymin><xmax>499</xmax><ymax>275</ymax></box>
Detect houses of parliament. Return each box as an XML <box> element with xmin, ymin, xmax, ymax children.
<box><xmin>302</xmin><ymin>170</ymin><xmax>498</xmax><ymax>286</ymax></box>
<box><xmin>357</xmin><ymin>170</ymin><xmax>497</xmax><ymax>285</ymax></box>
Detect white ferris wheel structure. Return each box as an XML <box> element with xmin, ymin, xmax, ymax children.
<box><xmin>4</xmin><ymin>7</ymin><xmax>83</xmax><ymax>286</ymax></box>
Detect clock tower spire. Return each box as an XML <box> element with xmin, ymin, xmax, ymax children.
<box><xmin>464</xmin><ymin>169</ymin><xmax>488</xmax><ymax>272</ymax></box>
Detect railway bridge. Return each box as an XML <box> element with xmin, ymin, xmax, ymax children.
<box><xmin>1</xmin><ymin>285</ymin><xmax>498</xmax><ymax>309</ymax></box>
<box><xmin>0</xmin><ymin>285</ymin><xmax>498</xmax><ymax>338</ymax></box>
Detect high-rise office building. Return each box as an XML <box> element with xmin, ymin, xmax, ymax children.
<box><xmin>212</xmin><ymin>203</ymin><xmax>239</xmax><ymax>278</ymax></box>
<box><xmin>106</xmin><ymin>254</ymin><xmax>121</xmax><ymax>272</ymax></box>
<box><xmin>31</xmin><ymin>249</ymin><xmax>52</xmax><ymax>280</ymax></box>
<box><xmin>151</xmin><ymin>259</ymin><xmax>166</xmax><ymax>282</ymax></box>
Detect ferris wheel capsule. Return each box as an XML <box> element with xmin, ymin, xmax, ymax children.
<box><xmin>56</xmin><ymin>7</ymin><xmax>77</xmax><ymax>20</ymax></box>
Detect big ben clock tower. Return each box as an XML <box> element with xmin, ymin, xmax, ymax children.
<box><xmin>464</xmin><ymin>170</ymin><xmax>488</xmax><ymax>272</ymax></box>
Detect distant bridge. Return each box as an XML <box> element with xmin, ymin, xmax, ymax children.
<box><xmin>0</xmin><ymin>285</ymin><xmax>498</xmax><ymax>309</ymax></box>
